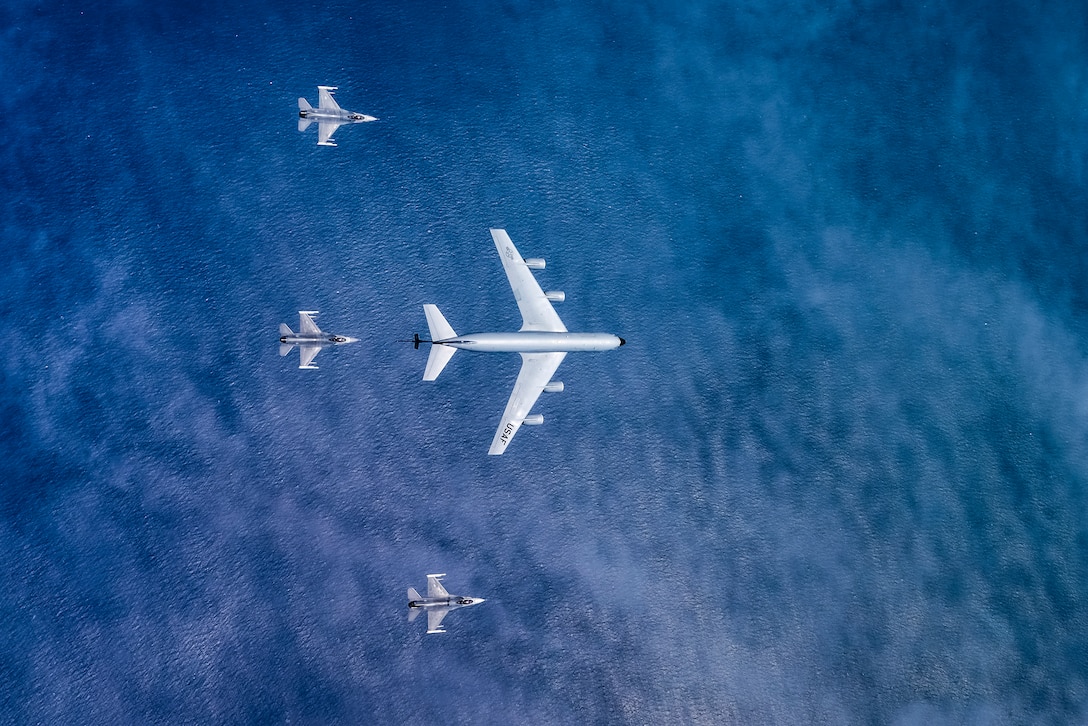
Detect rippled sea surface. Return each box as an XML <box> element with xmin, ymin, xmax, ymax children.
<box><xmin>3</xmin><ymin>1</ymin><xmax>1087</xmax><ymax>723</ymax></box>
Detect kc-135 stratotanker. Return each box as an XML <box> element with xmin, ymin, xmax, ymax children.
<box><xmin>412</xmin><ymin>228</ymin><xmax>625</xmax><ymax>455</ymax></box>
<box><xmin>297</xmin><ymin>86</ymin><xmax>377</xmax><ymax>146</ymax></box>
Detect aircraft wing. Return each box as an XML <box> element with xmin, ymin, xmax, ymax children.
<box><xmin>488</xmin><ymin>352</ymin><xmax>566</xmax><ymax>455</ymax></box>
<box><xmin>298</xmin><ymin>312</ymin><xmax>321</xmax><ymax>334</ymax></box>
<box><xmin>427</xmin><ymin>574</ymin><xmax>450</xmax><ymax>598</ymax></box>
<box><xmin>427</xmin><ymin>607</ymin><xmax>450</xmax><ymax>634</ymax></box>
<box><xmin>317</xmin><ymin>121</ymin><xmax>342</xmax><ymax>146</ymax></box>
<box><xmin>298</xmin><ymin>345</ymin><xmax>321</xmax><ymax>369</ymax></box>
<box><xmin>318</xmin><ymin>86</ymin><xmax>342</xmax><ymax>111</ymax></box>
<box><xmin>490</xmin><ymin>228</ymin><xmax>566</xmax><ymax>333</ymax></box>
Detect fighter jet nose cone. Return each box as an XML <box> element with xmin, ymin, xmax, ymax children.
<box><xmin>618</xmin><ymin>337</ymin><xmax>626</xmax><ymax>346</ymax></box>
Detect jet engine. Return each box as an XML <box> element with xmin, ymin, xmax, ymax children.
<box><xmin>543</xmin><ymin>381</ymin><xmax>564</xmax><ymax>393</ymax></box>
<box><xmin>522</xmin><ymin>414</ymin><xmax>544</xmax><ymax>425</ymax></box>
<box><xmin>524</xmin><ymin>258</ymin><xmax>546</xmax><ymax>269</ymax></box>
<box><xmin>545</xmin><ymin>291</ymin><xmax>565</xmax><ymax>302</ymax></box>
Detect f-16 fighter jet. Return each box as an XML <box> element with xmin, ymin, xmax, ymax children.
<box><xmin>279</xmin><ymin>311</ymin><xmax>358</xmax><ymax>369</ymax></box>
<box><xmin>414</xmin><ymin>228</ymin><xmax>625</xmax><ymax>455</ymax></box>
<box><xmin>297</xmin><ymin>86</ymin><xmax>377</xmax><ymax>146</ymax></box>
<box><xmin>407</xmin><ymin>574</ymin><xmax>485</xmax><ymax>634</ymax></box>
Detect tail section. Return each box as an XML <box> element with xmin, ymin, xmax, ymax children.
<box><xmin>298</xmin><ymin>97</ymin><xmax>313</xmax><ymax>112</ymax></box>
<box><xmin>422</xmin><ymin>305</ymin><xmax>458</xmax><ymax>381</ymax></box>
<box><xmin>279</xmin><ymin>343</ymin><xmax>293</xmax><ymax>357</ymax></box>
<box><xmin>423</xmin><ymin>305</ymin><xmax>456</xmax><ymax>340</ymax></box>
<box><xmin>280</xmin><ymin>323</ymin><xmax>294</xmax><ymax>336</ymax></box>
<box><xmin>298</xmin><ymin>117</ymin><xmax>313</xmax><ymax>132</ymax></box>
<box><xmin>407</xmin><ymin>587</ymin><xmax>422</xmax><ymax>601</ymax></box>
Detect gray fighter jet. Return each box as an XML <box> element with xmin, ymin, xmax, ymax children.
<box><xmin>298</xmin><ymin>86</ymin><xmax>377</xmax><ymax>146</ymax></box>
<box><xmin>407</xmin><ymin>574</ymin><xmax>485</xmax><ymax>634</ymax></box>
<box><xmin>279</xmin><ymin>311</ymin><xmax>358</xmax><ymax>369</ymax></box>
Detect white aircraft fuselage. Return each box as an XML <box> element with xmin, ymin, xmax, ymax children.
<box><xmin>434</xmin><ymin>331</ymin><xmax>624</xmax><ymax>353</ymax></box>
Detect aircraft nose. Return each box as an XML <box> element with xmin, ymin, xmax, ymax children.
<box><xmin>618</xmin><ymin>337</ymin><xmax>626</xmax><ymax>346</ymax></box>
<box><xmin>343</xmin><ymin>336</ymin><xmax>359</xmax><ymax>344</ymax></box>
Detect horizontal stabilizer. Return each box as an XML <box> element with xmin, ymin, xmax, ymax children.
<box><xmin>407</xmin><ymin>587</ymin><xmax>422</xmax><ymax>601</ymax></box>
<box><xmin>408</xmin><ymin>608</ymin><xmax>420</xmax><ymax>623</ymax></box>
<box><xmin>424</xmin><ymin>345</ymin><xmax>456</xmax><ymax>381</ymax></box>
<box><xmin>298</xmin><ymin>97</ymin><xmax>312</xmax><ymax>111</ymax></box>
<box><xmin>423</xmin><ymin>305</ymin><xmax>456</xmax><ymax>341</ymax></box>
<box><xmin>279</xmin><ymin>323</ymin><xmax>293</xmax><ymax>336</ymax></box>
<box><xmin>279</xmin><ymin>343</ymin><xmax>293</xmax><ymax>357</ymax></box>
<box><xmin>298</xmin><ymin>117</ymin><xmax>313</xmax><ymax>132</ymax></box>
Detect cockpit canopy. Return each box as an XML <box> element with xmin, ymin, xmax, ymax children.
<box><xmin>329</xmin><ymin>336</ymin><xmax>348</xmax><ymax>343</ymax></box>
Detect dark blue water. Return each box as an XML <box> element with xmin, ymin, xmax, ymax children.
<box><xmin>3</xmin><ymin>1</ymin><xmax>1087</xmax><ymax>723</ymax></box>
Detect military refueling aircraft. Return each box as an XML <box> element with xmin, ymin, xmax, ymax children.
<box><xmin>279</xmin><ymin>311</ymin><xmax>358</xmax><ymax>369</ymax></box>
<box><xmin>297</xmin><ymin>86</ymin><xmax>377</xmax><ymax>146</ymax></box>
<box><xmin>407</xmin><ymin>574</ymin><xmax>485</xmax><ymax>634</ymax></box>
<box><xmin>413</xmin><ymin>229</ymin><xmax>625</xmax><ymax>455</ymax></box>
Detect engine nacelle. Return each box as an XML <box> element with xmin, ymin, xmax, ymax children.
<box><xmin>543</xmin><ymin>381</ymin><xmax>564</xmax><ymax>393</ymax></box>
<box><xmin>545</xmin><ymin>290</ymin><xmax>565</xmax><ymax>302</ymax></box>
<box><xmin>524</xmin><ymin>258</ymin><xmax>546</xmax><ymax>269</ymax></box>
<box><xmin>521</xmin><ymin>414</ymin><xmax>544</xmax><ymax>425</ymax></box>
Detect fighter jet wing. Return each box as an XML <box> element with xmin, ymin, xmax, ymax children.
<box><xmin>427</xmin><ymin>574</ymin><xmax>450</xmax><ymax>598</ymax></box>
<box><xmin>298</xmin><ymin>345</ymin><xmax>321</xmax><ymax>369</ymax></box>
<box><xmin>298</xmin><ymin>311</ymin><xmax>321</xmax><ymax>335</ymax></box>
<box><xmin>488</xmin><ymin>352</ymin><xmax>566</xmax><ymax>455</ymax></box>
<box><xmin>317</xmin><ymin>121</ymin><xmax>342</xmax><ymax>146</ymax></box>
<box><xmin>427</xmin><ymin>607</ymin><xmax>450</xmax><ymax>634</ymax></box>
<box><xmin>490</xmin><ymin>228</ymin><xmax>566</xmax><ymax>333</ymax></box>
<box><xmin>318</xmin><ymin>86</ymin><xmax>342</xmax><ymax>111</ymax></box>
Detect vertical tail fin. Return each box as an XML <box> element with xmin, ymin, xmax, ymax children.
<box><xmin>298</xmin><ymin>97</ymin><xmax>313</xmax><ymax>111</ymax></box>
<box><xmin>422</xmin><ymin>305</ymin><xmax>458</xmax><ymax>381</ymax></box>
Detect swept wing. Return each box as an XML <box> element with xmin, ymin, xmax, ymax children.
<box><xmin>318</xmin><ymin>121</ymin><xmax>342</xmax><ymax>147</ymax></box>
<box><xmin>298</xmin><ymin>345</ymin><xmax>321</xmax><ymax>369</ymax></box>
<box><xmin>490</xmin><ymin>228</ymin><xmax>566</xmax><ymax>332</ymax></box>
<box><xmin>317</xmin><ymin>86</ymin><xmax>342</xmax><ymax>111</ymax></box>
<box><xmin>298</xmin><ymin>311</ymin><xmax>321</xmax><ymax>335</ymax></box>
<box><xmin>427</xmin><ymin>608</ymin><xmax>450</xmax><ymax>634</ymax></box>
<box><xmin>427</xmin><ymin>574</ymin><xmax>450</xmax><ymax>598</ymax></box>
<box><xmin>489</xmin><ymin>352</ymin><xmax>566</xmax><ymax>455</ymax></box>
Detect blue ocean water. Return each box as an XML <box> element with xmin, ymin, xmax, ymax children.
<box><xmin>3</xmin><ymin>0</ymin><xmax>1088</xmax><ymax>722</ymax></box>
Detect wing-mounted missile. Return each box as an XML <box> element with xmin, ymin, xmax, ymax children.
<box><xmin>522</xmin><ymin>414</ymin><xmax>544</xmax><ymax>425</ymax></box>
<box><xmin>543</xmin><ymin>381</ymin><xmax>564</xmax><ymax>393</ymax></box>
<box><xmin>524</xmin><ymin>258</ymin><xmax>546</xmax><ymax>269</ymax></box>
<box><xmin>545</xmin><ymin>291</ymin><xmax>565</xmax><ymax>302</ymax></box>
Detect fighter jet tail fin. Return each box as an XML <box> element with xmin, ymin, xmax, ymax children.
<box><xmin>408</xmin><ymin>586</ymin><xmax>422</xmax><ymax>601</ymax></box>
<box><xmin>298</xmin><ymin>117</ymin><xmax>313</xmax><ymax>132</ymax></box>
<box><xmin>279</xmin><ymin>343</ymin><xmax>293</xmax><ymax>357</ymax></box>
<box><xmin>280</xmin><ymin>323</ymin><xmax>294</xmax><ymax>336</ymax></box>
<box><xmin>298</xmin><ymin>97</ymin><xmax>313</xmax><ymax>111</ymax></box>
<box><xmin>408</xmin><ymin>607</ymin><xmax>420</xmax><ymax>623</ymax></box>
